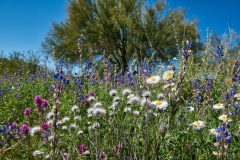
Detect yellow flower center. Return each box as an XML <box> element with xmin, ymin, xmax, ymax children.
<box><xmin>196</xmin><ymin>121</ymin><xmax>201</xmax><ymax>125</ymax></box>
<box><xmin>221</xmin><ymin>115</ymin><xmax>227</xmax><ymax>119</ymax></box>
<box><xmin>217</xmin><ymin>103</ymin><xmax>221</xmax><ymax>107</ymax></box>
<box><xmin>166</xmin><ymin>73</ymin><xmax>173</xmax><ymax>79</ymax></box>
<box><xmin>156</xmin><ymin>101</ymin><xmax>162</xmax><ymax>105</ymax></box>
<box><xmin>151</xmin><ymin>77</ymin><xmax>156</xmax><ymax>81</ymax></box>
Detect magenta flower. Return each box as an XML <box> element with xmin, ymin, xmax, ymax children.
<box><xmin>79</xmin><ymin>144</ymin><xmax>88</xmax><ymax>154</ymax></box>
<box><xmin>34</xmin><ymin>95</ymin><xmax>43</xmax><ymax>107</ymax></box>
<box><xmin>24</xmin><ymin>108</ymin><xmax>31</xmax><ymax>116</ymax></box>
<box><xmin>41</xmin><ymin>122</ymin><xmax>50</xmax><ymax>131</ymax></box>
<box><xmin>41</xmin><ymin>99</ymin><xmax>49</xmax><ymax>108</ymax></box>
<box><xmin>89</xmin><ymin>91</ymin><xmax>95</xmax><ymax>96</ymax></box>
<box><xmin>21</xmin><ymin>124</ymin><xmax>30</xmax><ymax>134</ymax></box>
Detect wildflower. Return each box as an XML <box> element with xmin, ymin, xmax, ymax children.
<box><xmin>47</xmin><ymin>120</ymin><xmax>53</xmax><ymax>126</ymax></box>
<box><xmin>93</xmin><ymin>108</ymin><xmax>106</xmax><ymax>116</ymax></box>
<box><xmin>21</xmin><ymin>124</ymin><xmax>30</xmax><ymax>134</ymax></box>
<box><xmin>79</xmin><ymin>144</ymin><xmax>88</xmax><ymax>154</ymax></box>
<box><xmin>99</xmin><ymin>151</ymin><xmax>107</xmax><ymax>159</ymax></box>
<box><xmin>93</xmin><ymin>102</ymin><xmax>102</xmax><ymax>108</ymax></box>
<box><xmin>62</xmin><ymin>126</ymin><xmax>68</xmax><ymax>130</ymax></box>
<box><xmin>127</xmin><ymin>94</ymin><xmax>134</xmax><ymax>99</ymax></box>
<box><xmin>62</xmin><ymin>117</ymin><xmax>70</xmax><ymax>123</ymax></box>
<box><xmin>77</xmin><ymin>130</ymin><xmax>83</xmax><ymax>135</ymax></box>
<box><xmin>56</xmin><ymin>120</ymin><xmax>62</xmax><ymax>126</ymax></box>
<box><xmin>33</xmin><ymin>150</ymin><xmax>44</xmax><ymax>156</ymax></box>
<box><xmin>129</xmin><ymin>96</ymin><xmax>140</xmax><ymax>104</ymax></box>
<box><xmin>46</xmin><ymin>112</ymin><xmax>54</xmax><ymax>119</ymax></box>
<box><xmin>89</xmin><ymin>91</ymin><xmax>95</xmax><ymax>96</ymax></box>
<box><xmin>87</xmin><ymin>107</ymin><xmax>95</xmax><ymax>115</ymax></box>
<box><xmin>87</xmin><ymin>96</ymin><xmax>95</xmax><ymax>102</ymax></box>
<box><xmin>151</xmin><ymin>100</ymin><xmax>168</xmax><ymax>110</ymax></box>
<box><xmin>162</xmin><ymin>70</ymin><xmax>174</xmax><ymax>80</ymax></box>
<box><xmin>146</xmin><ymin>76</ymin><xmax>161</xmax><ymax>84</ymax></box>
<box><xmin>157</xmin><ymin>93</ymin><xmax>165</xmax><ymax>99</ymax></box>
<box><xmin>41</xmin><ymin>99</ymin><xmax>49</xmax><ymax>108</ymax></box>
<box><xmin>74</xmin><ymin>116</ymin><xmax>81</xmax><ymax>121</ymax></box>
<box><xmin>213</xmin><ymin>103</ymin><xmax>225</xmax><ymax>110</ymax></box>
<box><xmin>124</xmin><ymin>107</ymin><xmax>131</xmax><ymax>113</ymax></box>
<box><xmin>226</xmin><ymin>136</ymin><xmax>232</xmax><ymax>144</ymax></box>
<box><xmin>140</xmin><ymin>98</ymin><xmax>151</xmax><ymax>107</ymax></box>
<box><xmin>24</xmin><ymin>108</ymin><xmax>31</xmax><ymax>116</ymax></box>
<box><xmin>133</xmin><ymin>110</ymin><xmax>140</xmax><ymax>116</ymax></box>
<box><xmin>113</xmin><ymin>96</ymin><xmax>121</xmax><ymax>102</ymax></box>
<box><xmin>122</xmin><ymin>88</ymin><xmax>132</xmax><ymax>96</ymax></box>
<box><xmin>210</xmin><ymin>128</ymin><xmax>217</xmax><ymax>135</ymax></box>
<box><xmin>34</xmin><ymin>95</ymin><xmax>43</xmax><ymax>107</ymax></box>
<box><xmin>219</xmin><ymin>114</ymin><xmax>228</xmax><ymax>122</ymax></box>
<box><xmin>184</xmin><ymin>106</ymin><xmax>195</xmax><ymax>112</ymax></box>
<box><xmin>92</xmin><ymin>122</ymin><xmax>100</xmax><ymax>129</ymax></box>
<box><xmin>30</xmin><ymin>126</ymin><xmax>41</xmax><ymax>136</ymax></box>
<box><xmin>41</xmin><ymin>122</ymin><xmax>50</xmax><ymax>131</ymax></box>
<box><xmin>109</xmin><ymin>89</ymin><xmax>117</xmax><ymax>97</ymax></box>
<box><xmin>191</xmin><ymin>120</ymin><xmax>205</xmax><ymax>130</ymax></box>
<box><xmin>142</xmin><ymin>91</ymin><xmax>151</xmax><ymax>98</ymax></box>
<box><xmin>69</xmin><ymin>123</ymin><xmax>77</xmax><ymax>131</ymax></box>
<box><xmin>71</xmin><ymin>105</ymin><xmax>78</xmax><ymax>112</ymax></box>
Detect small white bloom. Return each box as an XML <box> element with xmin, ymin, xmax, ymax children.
<box><xmin>33</xmin><ymin>150</ymin><xmax>44</xmax><ymax>156</ymax></box>
<box><xmin>219</xmin><ymin>114</ymin><xmax>228</xmax><ymax>122</ymax></box>
<box><xmin>140</xmin><ymin>98</ymin><xmax>151</xmax><ymax>107</ymax></box>
<box><xmin>30</xmin><ymin>126</ymin><xmax>41</xmax><ymax>136</ymax></box>
<box><xmin>113</xmin><ymin>96</ymin><xmax>121</xmax><ymax>102</ymax></box>
<box><xmin>213</xmin><ymin>103</ymin><xmax>224</xmax><ymax>109</ymax></box>
<box><xmin>122</xmin><ymin>88</ymin><xmax>132</xmax><ymax>96</ymax></box>
<box><xmin>184</xmin><ymin>106</ymin><xmax>194</xmax><ymax>112</ymax></box>
<box><xmin>151</xmin><ymin>100</ymin><xmax>168</xmax><ymax>110</ymax></box>
<box><xmin>87</xmin><ymin>107</ymin><xmax>95</xmax><ymax>115</ymax></box>
<box><xmin>84</xmin><ymin>150</ymin><xmax>90</xmax><ymax>155</ymax></box>
<box><xmin>127</xmin><ymin>94</ymin><xmax>134</xmax><ymax>99</ymax></box>
<box><xmin>92</xmin><ymin>122</ymin><xmax>100</xmax><ymax>129</ymax></box>
<box><xmin>142</xmin><ymin>91</ymin><xmax>151</xmax><ymax>98</ymax></box>
<box><xmin>133</xmin><ymin>110</ymin><xmax>140</xmax><ymax>116</ymax></box>
<box><xmin>93</xmin><ymin>107</ymin><xmax>106</xmax><ymax>116</ymax></box>
<box><xmin>46</xmin><ymin>112</ymin><xmax>54</xmax><ymax>119</ymax></box>
<box><xmin>191</xmin><ymin>120</ymin><xmax>205</xmax><ymax>130</ymax></box>
<box><xmin>129</xmin><ymin>96</ymin><xmax>140</xmax><ymax>104</ymax></box>
<box><xmin>69</xmin><ymin>123</ymin><xmax>77</xmax><ymax>131</ymax></box>
<box><xmin>157</xmin><ymin>93</ymin><xmax>165</xmax><ymax>99</ymax></box>
<box><xmin>162</xmin><ymin>70</ymin><xmax>174</xmax><ymax>80</ymax></box>
<box><xmin>74</xmin><ymin>116</ymin><xmax>81</xmax><ymax>121</ymax></box>
<box><xmin>109</xmin><ymin>89</ymin><xmax>118</xmax><ymax>97</ymax></box>
<box><xmin>47</xmin><ymin>120</ymin><xmax>53</xmax><ymax>126</ymax></box>
<box><xmin>71</xmin><ymin>105</ymin><xmax>78</xmax><ymax>112</ymax></box>
<box><xmin>77</xmin><ymin>130</ymin><xmax>83</xmax><ymax>135</ymax></box>
<box><xmin>56</xmin><ymin>120</ymin><xmax>62</xmax><ymax>126</ymax></box>
<box><xmin>48</xmin><ymin>135</ymin><xmax>54</xmax><ymax>141</ymax></box>
<box><xmin>210</xmin><ymin>128</ymin><xmax>217</xmax><ymax>135</ymax></box>
<box><xmin>87</xmin><ymin>114</ymin><xmax>93</xmax><ymax>118</ymax></box>
<box><xmin>87</xmin><ymin>96</ymin><xmax>95</xmax><ymax>102</ymax></box>
<box><xmin>146</xmin><ymin>76</ymin><xmax>161</xmax><ymax>84</ymax></box>
<box><xmin>124</xmin><ymin>107</ymin><xmax>131</xmax><ymax>113</ymax></box>
<box><xmin>62</xmin><ymin>117</ymin><xmax>70</xmax><ymax>123</ymax></box>
<box><xmin>93</xmin><ymin>102</ymin><xmax>102</xmax><ymax>108</ymax></box>
<box><xmin>62</xmin><ymin>126</ymin><xmax>68</xmax><ymax>130</ymax></box>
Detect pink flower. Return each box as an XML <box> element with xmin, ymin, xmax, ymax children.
<box><xmin>24</xmin><ymin>108</ymin><xmax>31</xmax><ymax>116</ymax></box>
<box><xmin>21</xmin><ymin>124</ymin><xmax>30</xmax><ymax>134</ymax></box>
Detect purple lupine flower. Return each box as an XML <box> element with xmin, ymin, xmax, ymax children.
<box><xmin>79</xmin><ymin>144</ymin><xmax>88</xmax><ymax>154</ymax></box>
<box><xmin>41</xmin><ymin>122</ymin><xmax>50</xmax><ymax>131</ymax></box>
<box><xmin>24</xmin><ymin>108</ymin><xmax>31</xmax><ymax>116</ymax></box>
<box><xmin>34</xmin><ymin>95</ymin><xmax>43</xmax><ymax>107</ymax></box>
<box><xmin>41</xmin><ymin>99</ymin><xmax>49</xmax><ymax>108</ymax></box>
<box><xmin>21</xmin><ymin>124</ymin><xmax>30</xmax><ymax>134</ymax></box>
<box><xmin>10</xmin><ymin>122</ymin><xmax>17</xmax><ymax>130</ymax></box>
<box><xmin>226</xmin><ymin>136</ymin><xmax>232</xmax><ymax>144</ymax></box>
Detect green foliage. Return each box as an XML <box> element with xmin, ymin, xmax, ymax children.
<box><xmin>42</xmin><ymin>0</ymin><xmax>202</xmax><ymax>72</ymax></box>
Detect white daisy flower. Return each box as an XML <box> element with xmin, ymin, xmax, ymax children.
<box><xmin>129</xmin><ymin>96</ymin><xmax>140</xmax><ymax>104</ymax></box>
<box><xmin>213</xmin><ymin>103</ymin><xmax>224</xmax><ymax>109</ymax></box>
<box><xmin>74</xmin><ymin>116</ymin><xmax>81</xmax><ymax>121</ymax></box>
<box><xmin>191</xmin><ymin>120</ymin><xmax>205</xmax><ymax>130</ymax></box>
<box><xmin>184</xmin><ymin>106</ymin><xmax>195</xmax><ymax>112</ymax></box>
<box><xmin>62</xmin><ymin>126</ymin><xmax>68</xmax><ymax>130</ymax></box>
<box><xmin>69</xmin><ymin>123</ymin><xmax>77</xmax><ymax>131</ymax></box>
<box><xmin>162</xmin><ymin>70</ymin><xmax>174</xmax><ymax>80</ymax></box>
<box><xmin>151</xmin><ymin>100</ymin><xmax>168</xmax><ymax>110</ymax></box>
<box><xmin>92</xmin><ymin>122</ymin><xmax>100</xmax><ymax>129</ymax></box>
<box><xmin>210</xmin><ymin>128</ymin><xmax>217</xmax><ymax>135</ymax></box>
<box><xmin>47</xmin><ymin>120</ymin><xmax>53</xmax><ymax>126</ymax></box>
<box><xmin>113</xmin><ymin>96</ymin><xmax>121</xmax><ymax>102</ymax></box>
<box><xmin>219</xmin><ymin>114</ymin><xmax>228</xmax><ymax>122</ymax></box>
<box><xmin>133</xmin><ymin>110</ymin><xmax>140</xmax><ymax>116</ymax></box>
<box><xmin>87</xmin><ymin>107</ymin><xmax>95</xmax><ymax>115</ymax></box>
<box><xmin>77</xmin><ymin>130</ymin><xmax>83</xmax><ymax>135</ymax></box>
<box><xmin>122</xmin><ymin>88</ymin><xmax>132</xmax><ymax>96</ymax></box>
<box><xmin>56</xmin><ymin>120</ymin><xmax>62</xmax><ymax>126</ymax></box>
<box><xmin>87</xmin><ymin>96</ymin><xmax>95</xmax><ymax>102</ymax></box>
<box><xmin>157</xmin><ymin>93</ymin><xmax>165</xmax><ymax>99</ymax></box>
<box><xmin>127</xmin><ymin>94</ymin><xmax>134</xmax><ymax>99</ymax></box>
<box><xmin>109</xmin><ymin>89</ymin><xmax>118</xmax><ymax>97</ymax></box>
<box><xmin>146</xmin><ymin>76</ymin><xmax>161</xmax><ymax>84</ymax></box>
<box><xmin>140</xmin><ymin>98</ymin><xmax>151</xmax><ymax>107</ymax></box>
<box><xmin>71</xmin><ymin>105</ymin><xmax>78</xmax><ymax>112</ymax></box>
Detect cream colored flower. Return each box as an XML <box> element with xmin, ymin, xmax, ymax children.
<box><xmin>162</xmin><ymin>70</ymin><xmax>174</xmax><ymax>80</ymax></box>
<box><xmin>150</xmin><ymin>100</ymin><xmax>168</xmax><ymax>110</ymax></box>
<box><xmin>191</xmin><ymin>120</ymin><xmax>205</xmax><ymax>130</ymax></box>
<box><xmin>219</xmin><ymin>114</ymin><xmax>228</xmax><ymax>122</ymax></box>
<box><xmin>184</xmin><ymin>106</ymin><xmax>194</xmax><ymax>112</ymax></box>
<box><xmin>146</xmin><ymin>76</ymin><xmax>161</xmax><ymax>84</ymax></box>
<box><xmin>213</xmin><ymin>103</ymin><xmax>224</xmax><ymax>110</ymax></box>
<box><xmin>210</xmin><ymin>128</ymin><xmax>217</xmax><ymax>135</ymax></box>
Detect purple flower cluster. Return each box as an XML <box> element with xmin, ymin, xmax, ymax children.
<box><xmin>214</xmin><ymin>122</ymin><xmax>232</xmax><ymax>146</ymax></box>
<box><xmin>41</xmin><ymin>122</ymin><xmax>50</xmax><ymax>131</ymax></box>
<box><xmin>24</xmin><ymin>108</ymin><xmax>31</xmax><ymax>116</ymax></box>
<box><xmin>79</xmin><ymin>144</ymin><xmax>88</xmax><ymax>154</ymax></box>
<box><xmin>34</xmin><ymin>95</ymin><xmax>49</xmax><ymax>111</ymax></box>
<box><xmin>21</xmin><ymin>124</ymin><xmax>30</xmax><ymax>134</ymax></box>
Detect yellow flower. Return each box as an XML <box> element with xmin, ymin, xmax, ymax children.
<box><xmin>162</xmin><ymin>70</ymin><xmax>174</xmax><ymax>80</ymax></box>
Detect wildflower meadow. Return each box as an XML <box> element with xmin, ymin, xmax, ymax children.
<box><xmin>0</xmin><ymin>34</ymin><xmax>240</xmax><ymax>159</ymax></box>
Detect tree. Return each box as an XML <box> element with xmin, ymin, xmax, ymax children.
<box><xmin>42</xmin><ymin>0</ymin><xmax>202</xmax><ymax>73</ymax></box>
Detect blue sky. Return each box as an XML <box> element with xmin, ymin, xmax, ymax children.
<box><xmin>0</xmin><ymin>0</ymin><xmax>239</xmax><ymax>56</ymax></box>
